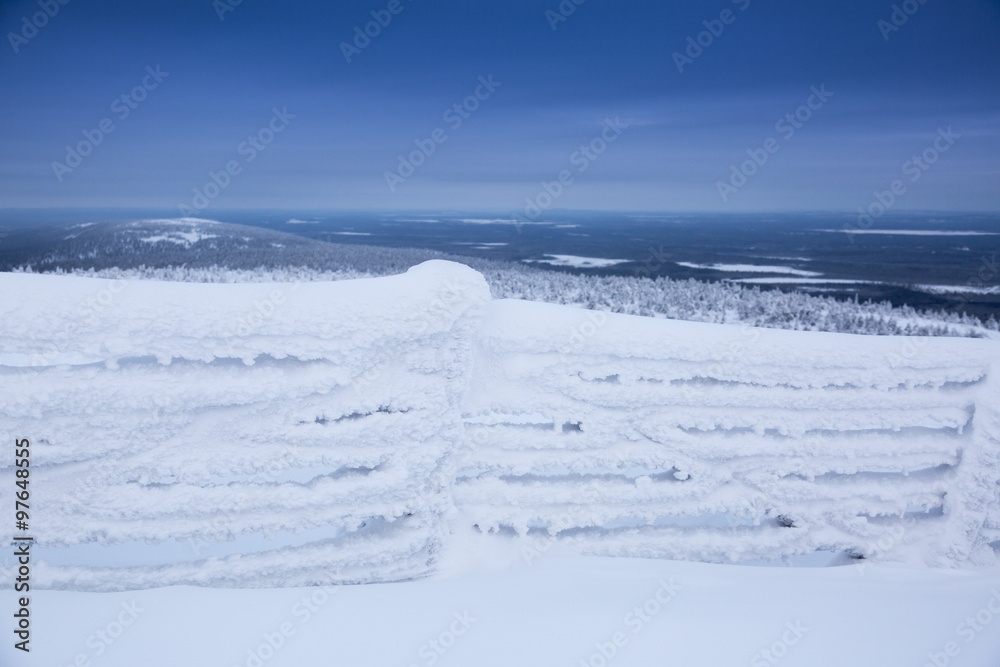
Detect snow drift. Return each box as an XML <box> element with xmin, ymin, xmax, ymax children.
<box><xmin>1</xmin><ymin>260</ymin><xmax>997</xmax><ymax>591</ymax></box>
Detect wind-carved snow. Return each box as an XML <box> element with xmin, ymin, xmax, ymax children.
<box><xmin>1</xmin><ymin>260</ymin><xmax>998</xmax><ymax>592</ymax></box>
<box><xmin>677</xmin><ymin>262</ymin><xmax>822</xmax><ymax>277</ymax></box>
<box><xmin>526</xmin><ymin>255</ymin><xmax>632</xmax><ymax>268</ymax></box>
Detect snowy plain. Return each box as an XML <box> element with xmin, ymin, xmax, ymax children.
<box><xmin>2</xmin><ymin>259</ymin><xmax>999</xmax><ymax>665</ymax></box>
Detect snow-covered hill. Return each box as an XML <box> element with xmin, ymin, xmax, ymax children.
<box><xmin>2</xmin><ymin>261</ymin><xmax>998</xmax><ymax>595</ymax></box>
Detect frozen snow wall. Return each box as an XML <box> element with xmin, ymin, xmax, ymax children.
<box><xmin>1</xmin><ymin>260</ymin><xmax>998</xmax><ymax>592</ymax></box>
<box><xmin>459</xmin><ymin>299</ymin><xmax>1000</xmax><ymax>568</ymax></box>
<box><xmin>0</xmin><ymin>261</ymin><xmax>490</xmax><ymax>589</ymax></box>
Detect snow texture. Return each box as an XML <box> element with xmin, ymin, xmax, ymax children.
<box><xmin>1</xmin><ymin>260</ymin><xmax>998</xmax><ymax>591</ymax></box>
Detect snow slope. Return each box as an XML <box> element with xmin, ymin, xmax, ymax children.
<box><xmin>1</xmin><ymin>260</ymin><xmax>999</xmax><ymax>594</ymax></box>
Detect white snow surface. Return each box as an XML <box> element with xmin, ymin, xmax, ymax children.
<box><xmin>140</xmin><ymin>231</ymin><xmax>218</xmax><ymax>247</ymax></box>
<box><xmin>730</xmin><ymin>278</ymin><xmax>881</xmax><ymax>285</ymax></box>
<box><xmin>677</xmin><ymin>262</ymin><xmax>822</xmax><ymax>277</ymax></box>
<box><xmin>526</xmin><ymin>255</ymin><xmax>633</xmax><ymax>268</ymax></box>
<box><xmin>4</xmin><ymin>556</ymin><xmax>1000</xmax><ymax>667</ymax></box>
<box><xmin>917</xmin><ymin>284</ymin><xmax>1000</xmax><ymax>295</ymax></box>
<box><xmin>139</xmin><ymin>217</ymin><xmax>220</xmax><ymax>226</ymax></box>
<box><xmin>1</xmin><ymin>260</ymin><xmax>999</xmax><ymax>597</ymax></box>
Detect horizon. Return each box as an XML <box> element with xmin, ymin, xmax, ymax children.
<box><xmin>2</xmin><ymin>207</ymin><xmax>999</xmax><ymax>233</ymax></box>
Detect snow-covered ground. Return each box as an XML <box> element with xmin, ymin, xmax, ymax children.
<box><xmin>2</xmin><ymin>260</ymin><xmax>999</xmax><ymax>665</ymax></box>
<box><xmin>525</xmin><ymin>254</ymin><xmax>633</xmax><ymax>268</ymax></box>
<box><xmin>918</xmin><ymin>284</ymin><xmax>1000</xmax><ymax>295</ymax></box>
<box><xmin>6</xmin><ymin>554</ymin><xmax>1000</xmax><ymax>667</ymax></box>
<box><xmin>730</xmin><ymin>277</ymin><xmax>878</xmax><ymax>285</ymax></box>
<box><xmin>676</xmin><ymin>262</ymin><xmax>822</xmax><ymax>277</ymax></box>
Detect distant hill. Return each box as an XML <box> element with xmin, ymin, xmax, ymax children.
<box><xmin>0</xmin><ymin>217</ymin><xmax>454</xmax><ymax>274</ymax></box>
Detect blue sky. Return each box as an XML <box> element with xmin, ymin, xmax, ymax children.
<box><xmin>1</xmin><ymin>0</ymin><xmax>998</xmax><ymax>213</ymax></box>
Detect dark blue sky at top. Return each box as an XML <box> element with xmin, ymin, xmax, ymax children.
<box><xmin>1</xmin><ymin>0</ymin><xmax>998</xmax><ymax>213</ymax></box>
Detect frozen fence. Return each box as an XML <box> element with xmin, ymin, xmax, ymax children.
<box><xmin>0</xmin><ymin>261</ymin><xmax>489</xmax><ymax>589</ymax></box>
<box><xmin>458</xmin><ymin>300</ymin><xmax>1000</xmax><ymax>567</ymax></box>
<box><xmin>0</xmin><ymin>261</ymin><xmax>998</xmax><ymax>590</ymax></box>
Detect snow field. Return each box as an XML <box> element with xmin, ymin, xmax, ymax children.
<box><xmin>4</xmin><ymin>557</ymin><xmax>1000</xmax><ymax>667</ymax></box>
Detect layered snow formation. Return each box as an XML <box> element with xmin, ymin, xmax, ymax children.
<box><xmin>1</xmin><ymin>260</ymin><xmax>998</xmax><ymax>591</ymax></box>
<box><xmin>460</xmin><ymin>300</ymin><xmax>1000</xmax><ymax>568</ymax></box>
<box><xmin>1</xmin><ymin>261</ymin><xmax>490</xmax><ymax>590</ymax></box>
